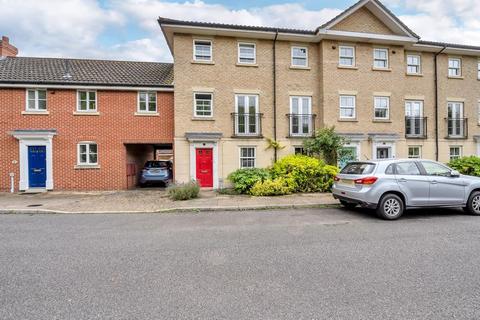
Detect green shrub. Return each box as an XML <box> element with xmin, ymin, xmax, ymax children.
<box><xmin>448</xmin><ymin>156</ymin><xmax>480</xmax><ymax>176</ymax></box>
<box><xmin>167</xmin><ymin>181</ymin><xmax>200</xmax><ymax>201</ymax></box>
<box><xmin>270</xmin><ymin>154</ymin><xmax>339</xmax><ymax>193</ymax></box>
<box><xmin>227</xmin><ymin>168</ymin><xmax>271</xmax><ymax>194</ymax></box>
<box><xmin>250</xmin><ymin>177</ymin><xmax>295</xmax><ymax>196</ymax></box>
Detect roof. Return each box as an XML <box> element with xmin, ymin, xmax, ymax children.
<box><xmin>417</xmin><ymin>40</ymin><xmax>480</xmax><ymax>51</ymax></box>
<box><xmin>0</xmin><ymin>56</ymin><xmax>174</xmax><ymax>87</ymax></box>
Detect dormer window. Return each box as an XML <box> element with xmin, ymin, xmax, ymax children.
<box><xmin>373</xmin><ymin>48</ymin><xmax>389</xmax><ymax>69</ymax></box>
<box><xmin>193</xmin><ymin>40</ymin><xmax>212</xmax><ymax>62</ymax></box>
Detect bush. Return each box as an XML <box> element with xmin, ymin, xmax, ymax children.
<box><xmin>448</xmin><ymin>156</ymin><xmax>480</xmax><ymax>176</ymax></box>
<box><xmin>270</xmin><ymin>154</ymin><xmax>339</xmax><ymax>193</ymax></box>
<box><xmin>167</xmin><ymin>181</ymin><xmax>200</xmax><ymax>201</ymax></box>
<box><xmin>227</xmin><ymin>168</ymin><xmax>271</xmax><ymax>194</ymax></box>
<box><xmin>250</xmin><ymin>177</ymin><xmax>295</xmax><ymax>196</ymax></box>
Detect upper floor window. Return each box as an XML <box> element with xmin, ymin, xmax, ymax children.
<box><xmin>477</xmin><ymin>60</ymin><xmax>480</xmax><ymax>79</ymax></box>
<box><xmin>193</xmin><ymin>40</ymin><xmax>212</xmax><ymax>62</ymax></box>
<box><xmin>339</xmin><ymin>46</ymin><xmax>355</xmax><ymax>67</ymax></box>
<box><xmin>339</xmin><ymin>95</ymin><xmax>356</xmax><ymax>119</ymax></box>
<box><xmin>138</xmin><ymin>92</ymin><xmax>157</xmax><ymax>113</ymax></box>
<box><xmin>448</xmin><ymin>58</ymin><xmax>461</xmax><ymax>77</ymax></box>
<box><xmin>234</xmin><ymin>94</ymin><xmax>259</xmax><ymax>136</ymax></box>
<box><xmin>194</xmin><ymin>92</ymin><xmax>213</xmax><ymax>117</ymax></box>
<box><xmin>238</xmin><ymin>43</ymin><xmax>256</xmax><ymax>64</ymax></box>
<box><xmin>77</xmin><ymin>91</ymin><xmax>96</xmax><ymax>112</ymax></box>
<box><xmin>374</xmin><ymin>96</ymin><xmax>390</xmax><ymax>120</ymax></box>
<box><xmin>291</xmin><ymin>47</ymin><xmax>308</xmax><ymax>67</ymax></box>
<box><xmin>373</xmin><ymin>48</ymin><xmax>389</xmax><ymax>69</ymax></box>
<box><xmin>290</xmin><ymin>96</ymin><xmax>312</xmax><ymax>136</ymax></box>
<box><xmin>77</xmin><ymin>142</ymin><xmax>98</xmax><ymax>165</ymax></box>
<box><xmin>26</xmin><ymin>89</ymin><xmax>47</xmax><ymax>111</ymax></box>
<box><xmin>407</xmin><ymin>54</ymin><xmax>421</xmax><ymax>74</ymax></box>
<box><xmin>239</xmin><ymin>147</ymin><xmax>256</xmax><ymax>168</ymax></box>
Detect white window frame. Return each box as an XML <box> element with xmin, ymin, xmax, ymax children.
<box><xmin>235</xmin><ymin>94</ymin><xmax>259</xmax><ymax>135</ymax></box>
<box><xmin>25</xmin><ymin>89</ymin><xmax>47</xmax><ymax>111</ymax></box>
<box><xmin>373</xmin><ymin>48</ymin><xmax>389</xmax><ymax>69</ymax></box>
<box><xmin>77</xmin><ymin>142</ymin><xmax>98</xmax><ymax>166</ymax></box>
<box><xmin>408</xmin><ymin>146</ymin><xmax>422</xmax><ymax>159</ymax></box>
<box><xmin>137</xmin><ymin>91</ymin><xmax>157</xmax><ymax>113</ymax></box>
<box><xmin>449</xmin><ymin>146</ymin><xmax>462</xmax><ymax>160</ymax></box>
<box><xmin>339</xmin><ymin>45</ymin><xmax>355</xmax><ymax>67</ymax></box>
<box><xmin>238</xmin><ymin>42</ymin><xmax>256</xmax><ymax>64</ymax></box>
<box><xmin>289</xmin><ymin>96</ymin><xmax>312</xmax><ymax>136</ymax></box>
<box><xmin>291</xmin><ymin>46</ymin><xmax>308</xmax><ymax>67</ymax></box>
<box><xmin>373</xmin><ymin>142</ymin><xmax>395</xmax><ymax>160</ymax></box>
<box><xmin>76</xmin><ymin>90</ymin><xmax>97</xmax><ymax>112</ymax></box>
<box><xmin>373</xmin><ymin>96</ymin><xmax>390</xmax><ymax>120</ymax></box>
<box><xmin>448</xmin><ymin>58</ymin><xmax>462</xmax><ymax>77</ymax></box>
<box><xmin>239</xmin><ymin>147</ymin><xmax>256</xmax><ymax>168</ymax></box>
<box><xmin>193</xmin><ymin>92</ymin><xmax>213</xmax><ymax>118</ymax></box>
<box><xmin>339</xmin><ymin>95</ymin><xmax>356</xmax><ymax>119</ymax></box>
<box><xmin>406</xmin><ymin>54</ymin><xmax>421</xmax><ymax>74</ymax></box>
<box><xmin>193</xmin><ymin>39</ymin><xmax>212</xmax><ymax>62</ymax></box>
<box><xmin>478</xmin><ymin>100</ymin><xmax>480</xmax><ymax>125</ymax></box>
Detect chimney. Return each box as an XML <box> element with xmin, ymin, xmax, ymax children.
<box><xmin>0</xmin><ymin>36</ymin><xmax>18</xmax><ymax>57</ymax></box>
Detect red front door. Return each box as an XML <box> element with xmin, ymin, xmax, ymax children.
<box><xmin>196</xmin><ymin>148</ymin><xmax>213</xmax><ymax>187</ymax></box>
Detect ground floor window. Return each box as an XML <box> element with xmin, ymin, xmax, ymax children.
<box><xmin>449</xmin><ymin>146</ymin><xmax>462</xmax><ymax>160</ymax></box>
<box><xmin>373</xmin><ymin>142</ymin><xmax>395</xmax><ymax>160</ymax></box>
<box><xmin>408</xmin><ymin>146</ymin><xmax>421</xmax><ymax>159</ymax></box>
<box><xmin>239</xmin><ymin>147</ymin><xmax>256</xmax><ymax>168</ymax></box>
<box><xmin>294</xmin><ymin>146</ymin><xmax>306</xmax><ymax>155</ymax></box>
<box><xmin>78</xmin><ymin>142</ymin><xmax>98</xmax><ymax>165</ymax></box>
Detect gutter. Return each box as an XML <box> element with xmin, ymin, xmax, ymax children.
<box><xmin>273</xmin><ymin>29</ymin><xmax>279</xmax><ymax>162</ymax></box>
<box><xmin>434</xmin><ymin>46</ymin><xmax>447</xmax><ymax>161</ymax></box>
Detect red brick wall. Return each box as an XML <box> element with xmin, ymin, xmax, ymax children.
<box><xmin>0</xmin><ymin>88</ymin><xmax>174</xmax><ymax>191</ymax></box>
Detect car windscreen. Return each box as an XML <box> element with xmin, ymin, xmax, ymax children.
<box><xmin>145</xmin><ymin>161</ymin><xmax>168</xmax><ymax>168</ymax></box>
<box><xmin>340</xmin><ymin>162</ymin><xmax>376</xmax><ymax>175</ymax></box>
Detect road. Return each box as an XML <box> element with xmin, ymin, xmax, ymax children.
<box><xmin>1</xmin><ymin>207</ymin><xmax>479</xmax><ymax>319</ymax></box>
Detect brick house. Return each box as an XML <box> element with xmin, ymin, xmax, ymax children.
<box><xmin>0</xmin><ymin>38</ymin><xmax>174</xmax><ymax>192</ymax></box>
<box><xmin>159</xmin><ymin>0</ymin><xmax>480</xmax><ymax>188</ymax></box>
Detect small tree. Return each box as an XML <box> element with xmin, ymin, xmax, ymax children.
<box><xmin>302</xmin><ymin>126</ymin><xmax>346</xmax><ymax>165</ymax></box>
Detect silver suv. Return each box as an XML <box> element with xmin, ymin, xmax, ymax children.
<box><xmin>332</xmin><ymin>159</ymin><xmax>480</xmax><ymax>220</ymax></box>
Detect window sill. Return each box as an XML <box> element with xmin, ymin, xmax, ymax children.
<box><xmin>192</xmin><ymin>117</ymin><xmax>214</xmax><ymax>121</ymax></box>
<box><xmin>406</xmin><ymin>73</ymin><xmax>423</xmax><ymax>77</ymax></box>
<box><xmin>448</xmin><ymin>76</ymin><xmax>464</xmax><ymax>80</ymax></box>
<box><xmin>290</xmin><ymin>66</ymin><xmax>311</xmax><ymax>70</ymax></box>
<box><xmin>191</xmin><ymin>60</ymin><xmax>215</xmax><ymax>65</ymax></box>
<box><xmin>338</xmin><ymin>118</ymin><xmax>358</xmax><ymax>122</ymax></box>
<box><xmin>22</xmin><ymin>111</ymin><xmax>49</xmax><ymax>115</ymax></box>
<box><xmin>73</xmin><ymin>111</ymin><xmax>100</xmax><ymax>116</ymax></box>
<box><xmin>236</xmin><ymin>63</ymin><xmax>258</xmax><ymax>68</ymax></box>
<box><xmin>372</xmin><ymin>119</ymin><xmax>392</xmax><ymax>123</ymax></box>
<box><xmin>134</xmin><ymin>112</ymin><xmax>159</xmax><ymax>117</ymax></box>
<box><xmin>372</xmin><ymin>67</ymin><xmax>392</xmax><ymax>72</ymax></box>
<box><xmin>74</xmin><ymin>164</ymin><xmax>101</xmax><ymax>170</ymax></box>
<box><xmin>337</xmin><ymin>65</ymin><xmax>358</xmax><ymax>70</ymax></box>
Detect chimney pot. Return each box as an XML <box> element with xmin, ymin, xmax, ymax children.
<box><xmin>1</xmin><ymin>36</ymin><xmax>8</xmax><ymax>43</ymax></box>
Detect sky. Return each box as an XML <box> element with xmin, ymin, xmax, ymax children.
<box><xmin>1</xmin><ymin>0</ymin><xmax>480</xmax><ymax>62</ymax></box>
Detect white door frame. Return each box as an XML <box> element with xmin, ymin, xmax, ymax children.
<box><xmin>189</xmin><ymin>141</ymin><xmax>219</xmax><ymax>189</ymax></box>
<box><xmin>11</xmin><ymin>130</ymin><xmax>56</xmax><ymax>191</ymax></box>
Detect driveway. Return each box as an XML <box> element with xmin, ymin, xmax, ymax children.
<box><xmin>1</xmin><ymin>207</ymin><xmax>479</xmax><ymax>319</ymax></box>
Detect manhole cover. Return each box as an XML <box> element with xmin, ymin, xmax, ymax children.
<box><xmin>27</xmin><ymin>204</ymin><xmax>43</xmax><ymax>207</ymax></box>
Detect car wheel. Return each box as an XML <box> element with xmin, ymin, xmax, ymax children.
<box><xmin>376</xmin><ymin>194</ymin><xmax>404</xmax><ymax>220</ymax></box>
<box><xmin>466</xmin><ymin>191</ymin><xmax>480</xmax><ymax>215</ymax></box>
<box><xmin>340</xmin><ymin>200</ymin><xmax>357</xmax><ymax>209</ymax></box>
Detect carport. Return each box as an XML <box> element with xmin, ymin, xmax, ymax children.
<box><xmin>125</xmin><ymin>143</ymin><xmax>173</xmax><ymax>188</ymax></box>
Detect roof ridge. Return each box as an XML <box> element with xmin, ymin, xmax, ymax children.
<box><xmin>3</xmin><ymin>56</ymin><xmax>173</xmax><ymax>65</ymax></box>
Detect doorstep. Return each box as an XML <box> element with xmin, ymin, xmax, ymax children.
<box><xmin>22</xmin><ymin>188</ymin><xmax>48</xmax><ymax>194</ymax></box>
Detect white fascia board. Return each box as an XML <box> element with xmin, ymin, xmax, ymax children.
<box><xmin>319</xmin><ymin>29</ymin><xmax>417</xmax><ymax>44</ymax></box>
<box><xmin>411</xmin><ymin>44</ymin><xmax>480</xmax><ymax>56</ymax></box>
<box><xmin>0</xmin><ymin>83</ymin><xmax>174</xmax><ymax>91</ymax></box>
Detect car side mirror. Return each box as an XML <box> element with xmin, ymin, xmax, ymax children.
<box><xmin>450</xmin><ymin>170</ymin><xmax>460</xmax><ymax>177</ymax></box>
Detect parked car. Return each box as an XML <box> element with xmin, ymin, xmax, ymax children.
<box><xmin>139</xmin><ymin>160</ymin><xmax>172</xmax><ymax>187</ymax></box>
<box><xmin>332</xmin><ymin>159</ymin><xmax>480</xmax><ymax>220</ymax></box>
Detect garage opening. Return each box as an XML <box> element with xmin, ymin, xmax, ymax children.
<box><xmin>125</xmin><ymin>143</ymin><xmax>173</xmax><ymax>188</ymax></box>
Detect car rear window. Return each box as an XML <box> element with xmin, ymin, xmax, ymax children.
<box><xmin>340</xmin><ymin>162</ymin><xmax>375</xmax><ymax>175</ymax></box>
<box><xmin>145</xmin><ymin>161</ymin><xmax>168</xmax><ymax>168</ymax></box>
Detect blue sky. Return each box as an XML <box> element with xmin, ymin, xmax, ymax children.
<box><xmin>1</xmin><ymin>0</ymin><xmax>478</xmax><ymax>62</ymax></box>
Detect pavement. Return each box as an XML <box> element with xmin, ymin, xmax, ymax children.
<box><xmin>0</xmin><ymin>189</ymin><xmax>337</xmax><ymax>214</ymax></box>
<box><xmin>1</xmin><ymin>207</ymin><xmax>479</xmax><ymax>319</ymax></box>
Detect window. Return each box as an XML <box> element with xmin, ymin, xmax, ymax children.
<box><xmin>448</xmin><ymin>58</ymin><xmax>461</xmax><ymax>77</ymax></box>
<box><xmin>77</xmin><ymin>143</ymin><xmax>98</xmax><ymax>165</ymax></box>
<box><xmin>373</xmin><ymin>48</ymin><xmax>388</xmax><ymax>69</ymax></box>
<box><xmin>421</xmin><ymin>161</ymin><xmax>452</xmax><ymax>176</ymax></box>
<box><xmin>478</xmin><ymin>101</ymin><xmax>480</xmax><ymax>125</ymax></box>
<box><xmin>376</xmin><ymin>147</ymin><xmax>392</xmax><ymax>159</ymax></box>
<box><xmin>407</xmin><ymin>54</ymin><xmax>421</xmax><ymax>74</ymax></box>
<box><xmin>291</xmin><ymin>47</ymin><xmax>308</xmax><ymax>67</ymax></box>
<box><xmin>341</xmin><ymin>163</ymin><xmax>375</xmax><ymax>175</ymax></box>
<box><xmin>408</xmin><ymin>146</ymin><xmax>421</xmax><ymax>159</ymax></box>
<box><xmin>235</xmin><ymin>95</ymin><xmax>259</xmax><ymax>135</ymax></box>
<box><xmin>238</xmin><ymin>43</ymin><xmax>256</xmax><ymax>64</ymax></box>
<box><xmin>449</xmin><ymin>146</ymin><xmax>462</xmax><ymax>160</ymax></box>
<box><xmin>194</xmin><ymin>92</ymin><xmax>213</xmax><ymax>117</ymax></box>
<box><xmin>339</xmin><ymin>144</ymin><xmax>359</xmax><ymax>168</ymax></box>
<box><xmin>290</xmin><ymin>96</ymin><xmax>312</xmax><ymax>136</ymax></box>
<box><xmin>26</xmin><ymin>89</ymin><xmax>47</xmax><ymax>111</ymax></box>
<box><xmin>193</xmin><ymin>40</ymin><xmax>212</xmax><ymax>61</ymax></box>
<box><xmin>477</xmin><ymin>60</ymin><xmax>480</xmax><ymax>79</ymax></box>
<box><xmin>374</xmin><ymin>96</ymin><xmax>390</xmax><ymax>119</ymax></box>
<box><xmin>294</xmin><ymin>147</ymin><xmax>306</xmax><ymax>155</ymax></box>
<box><xmin>138</xmin><ymin>92</ymin><xmax>157</xmax><ymax>113</ymax></box>
<box><xmin>239</xmin><ymin>147</ymin><xmax>255</xmax><ymax>168</ymax></box>
<box><xmin>339</xmin><ymin>46</ymin><xmax>355</xmax><ymax>67</ymax></box>
<box><xmin>77</xmin><ymin>91</ymin><xmax>96</xmax><ymax>112</ymax></box>
<box><xmin>396</xmin><ymin>162</ymin><xmax>421</xmax><ymax>175</ymax></box>
<box><xmin>339</xmin><ymin>95</ymin><xmax>356</xmax><ymax>119</ymax></box>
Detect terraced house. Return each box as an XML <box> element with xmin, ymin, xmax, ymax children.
<box><xmin>159</xmin><ymin>0</ymin><xmax>480</xmax><ymax>188</ymax></box>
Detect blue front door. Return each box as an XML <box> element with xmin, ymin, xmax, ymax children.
<box><xmin>28</xmin><ymin>146</ymin><xmax>47</xmax><ymax>188</ymax></box>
